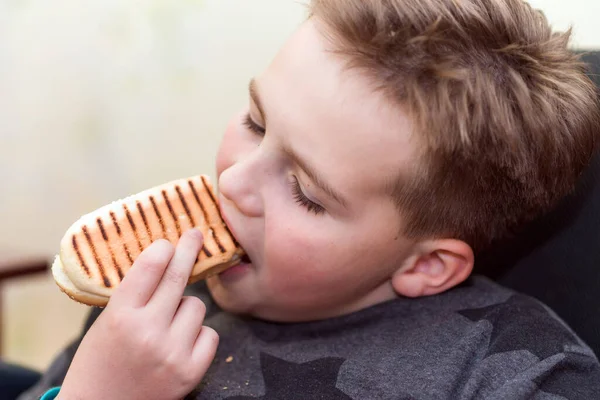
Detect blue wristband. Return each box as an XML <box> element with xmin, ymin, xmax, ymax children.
<box><xmin>40</xmin><ymin>387</ymin><xmax>60</xmax><ymax>400</ymax></box>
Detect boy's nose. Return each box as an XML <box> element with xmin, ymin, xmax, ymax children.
<box><xmin>218</xmin><ymin>162</ymin><xmax>264</xmax><ymax>218</ymax></box>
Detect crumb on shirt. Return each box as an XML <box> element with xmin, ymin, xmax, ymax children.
<box><xmin>226</xmin><ymin>355</ymin><xmax>234</xmax><ymax>363</ymax></box>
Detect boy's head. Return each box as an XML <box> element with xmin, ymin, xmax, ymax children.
<box><xmin>208</xmin><ymin>0</ymin><xmax>600</xmax><ymax>322</ymax></box>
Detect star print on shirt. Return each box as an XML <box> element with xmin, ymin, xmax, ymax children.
<box><xmin>457</xmin><ymin>294</ymin><xmax>600</xmax><ymax>399</ymax></box>
<box><xmin>457</xmin><ymin>294</ymin><xmax>578</xmax><ymax>360</ymax></box>
<box><xmin>532</xmin><ymin>351</ymin><xmax>600</xmax><ymax>399</ymax></box>
<box><xmin>227</xmin><ymin>353</ymin><xmax>352</xmax><ymax>400</ymax></box>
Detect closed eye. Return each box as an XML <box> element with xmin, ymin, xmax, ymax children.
<box><xmin>243</xmin><ymin>113</ymin><xmax>266</xmax><ymax>136</ymax></box>
<box><xmin>291</xmin><ymin>176</ymin><xmax>325</xmax><ymax>215</ymax></box>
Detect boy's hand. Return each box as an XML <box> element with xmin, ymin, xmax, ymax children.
<box><xmin>58</xmin><ymin>229</ymin><xmax>218</xmax><ymax>400</ymax></box>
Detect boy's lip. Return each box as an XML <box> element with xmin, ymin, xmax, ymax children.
<box><xmin>218</xmin><ymin>261</ymin><xmax>252</xmax><ymax>281</ymax></box>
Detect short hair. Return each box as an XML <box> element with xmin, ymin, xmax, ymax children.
<box><xmin>310</xmin><ymin>0</ymin><xmax>600</xmax><ymax>252</ymax></box>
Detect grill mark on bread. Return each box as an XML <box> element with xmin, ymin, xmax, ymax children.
<box><xmin>110</xmin><ymin>211</ymin><xmax>122</xmax><ymax>235</ymax></box>
<box><xmin>136</xmin><ymin>201</ymin><xmax>152</xmax><ymax>241</ymax></box>
<box><xmin>210</xmin><ymin>229</ymin><xmax>226</xmax><ymax>253</ymax></box>
<box><xmin>97</xmin><ymin>218</ymin><xmax>109</xmax><ymax>241</ymax></box>
<box><xmin>176</xmin><ymin>185</ymin><xmax>195</xmax><ymax>225</ymax></box>
<box><xmin>201</xmin><ymin>175</ymin><xmax>216</xmax><ymax>203</ymax></box>
<box><xmin>72</xmin><ymin>235</ymin><xmax>91</xmax><ymax>276</ymax></box>
<box><xmin>200</xmin><ymin>176</ymin><xmax>230</xmax><ymax>252</ymax></box>
<box><xmin>162</xmin><ymin>190</ymin><xmax>181</xmax><ymax>236</ymax></box>
<box><xmin>187</xmin><ymin>179</ymin><xmax>214</xmax><ymax>257</ymax></box>
<box><xmin>149</xmin><ymin>196</ymin><xmax>166</xmax><ymax>238</ymax></box>
<box><xmin>174</xmin><ymin>184</ymin><xmax>212</xmax><ymax>255</ymax></box>
<box><xmin>188</xmin><ymin>180</ymin><xmax>208</xmax><ymax>223</ymax></box>
<box><xmin>223</xmin><ymin>223</ymin><xmax>239</xmax><ymax>247</ymax></box>
<box><xmin>123</xmin><ymin>204</ymin><xmax>143</xmax><ymax>253</ymax></box>
<box><xmin>97</xmin><ymin>217</ymin><xmax>124</xmax><ymax>281</ymax></box>
<box><xmin>115</xmin><ymin>263</ymin><xmax>124</xmax><ymax>280</ymax></box>
<box><xmin>82</xmin><ymin>225</ymin><xmax>111</xmax><ymax>288</ymax></box>
<box><xmin>110</xmin><ymin>211</ymin><xmax>133</xmax><ymax>265</ymax></box>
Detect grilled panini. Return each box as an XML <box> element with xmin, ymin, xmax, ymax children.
<box><xmin>52</xmin><ymin>175</ymin><xmax>244</xmax><ymax>306</ymax></box>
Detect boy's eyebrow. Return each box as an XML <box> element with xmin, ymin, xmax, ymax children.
<box><xmin>249</xmin><ymin>78</ymin><xmax>347</xmax><ymax>208</ymax></box>
<box><xmin>249</xmin><ymin>79</ymin><xmax>266</xmax><ymax>120</ymax></box>
<box><xmin>284</xmin><ymin>146</ymin><xmax>348</xmax><ymax>209</ymax></box>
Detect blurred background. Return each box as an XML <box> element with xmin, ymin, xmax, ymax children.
<box><xmin>0</xmin><ymin>0</ymin><xmax>598</xmax><ymax>373</ymax></box>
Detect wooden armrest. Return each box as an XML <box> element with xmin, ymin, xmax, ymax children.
<box><xmin>0</xmin><ymin>249</ymin><xmax>51</xmax><ymax>282</ymax></box>
<box><xmin>0</xmin><ymin>248</ymin><xmax>52</xmax><ymax>355</ymax></box>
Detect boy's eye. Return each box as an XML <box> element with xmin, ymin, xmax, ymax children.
<box><xmin>243</xmin><ymin>113</ymin><xmax>266</xmax><ymax>136</ymax></box>
<box><xmin>290</xmin><ymin>176</ymin><xmax>325</xmax><ymax>215</ymax></box>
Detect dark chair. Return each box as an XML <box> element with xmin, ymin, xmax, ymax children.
<box><xmin>0</xmin><ymin>361</ymin><xmax>41</xmax><ymax>400</ymax></box>
<box><xmin>0</xmin><ymin>251</ymin><xmax>51</xmax><ymax>399</ymax></box>
<box><xmin>478</xmin><ymin>50</ymin><xmax>600</xmax><ymax>356</ymax></box>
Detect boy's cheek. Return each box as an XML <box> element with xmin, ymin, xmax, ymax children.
<box><xmin>265</xmin><ymin>223</ymin><xmax>344</xmax><ymax>278</ymax></box>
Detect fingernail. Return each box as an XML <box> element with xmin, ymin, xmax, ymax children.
<box><xmin>189</xmin><ymin>227</ymin><xmax>204</xmax><ymax>239</ymax></box>
<box><xmin>155</xmin><ymin>238</ymin><xmax>174</xmax><ymax>249</ymax></box>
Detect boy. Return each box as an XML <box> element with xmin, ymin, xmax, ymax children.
<box><xmin>24</xmin><ymin>0</ymin><xmax>600</xmax><ymax>399</ymax></box>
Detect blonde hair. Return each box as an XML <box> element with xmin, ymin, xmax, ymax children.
<box><xmin>310</xmin><ymin>0</ymin><xmax>600</xmax><ymax>252</ymax></box>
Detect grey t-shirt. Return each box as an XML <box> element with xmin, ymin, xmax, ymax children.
<box><xmin>20</xmin><ymin>276</ymin><xmax>600</xmax><ymax>399</ymax></box>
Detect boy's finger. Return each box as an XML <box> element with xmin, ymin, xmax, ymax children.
<box><xmin>170</xmin><ymin>296</ymin><xmax>206</xmax><ymax>349</ymax></box>
<box><xmin>109</xmin><ymin>239</ymin><xmax>175</xmax><ymax>308</ymax></box>
<box><xmin>147</xmin><ymin>229</ymin><xmax>203</xmax><ymax>318</ymax></box>
<box><xmin>191</xmin><ymin>326</ymin><xmax>219</xmax><ymax>377</ymax></box>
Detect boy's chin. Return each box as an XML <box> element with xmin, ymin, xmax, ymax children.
<box><xmin>206</xmin><ymin>278</ymin><xmax>302</xmax><ymax>322</ymax></box>
<box><xmin>206</xmin><ymin>274</ymin><xmax>257</xmax><ymax>316</ymax></box>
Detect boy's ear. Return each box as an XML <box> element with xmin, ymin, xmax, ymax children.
<box><xmin>392</xmin><ymin>239</ymin><xmax>474</xmax><ymax>298</ymax></box>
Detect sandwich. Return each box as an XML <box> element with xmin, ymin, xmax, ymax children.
<box><xmin>52</xmin><ymin>175</ymin><xmax>244</xmax><ymax>306</ymax></box>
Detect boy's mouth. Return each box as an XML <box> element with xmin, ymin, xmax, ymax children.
<box><xmin>219</xmin><ymin>252</ymin><xmax>253</xmax><ymax>280</ymax></box>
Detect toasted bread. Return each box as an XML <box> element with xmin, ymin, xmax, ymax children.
<box><xmin>53</xmin><ymin>175</ymin><xmax>244</xmax><ymax>306</ymax></box>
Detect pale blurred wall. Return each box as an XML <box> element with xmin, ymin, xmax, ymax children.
<box><xmin>528</xmin><ymin>0</ymin><xmax>600</xmax><ymax>49</ymax></box>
